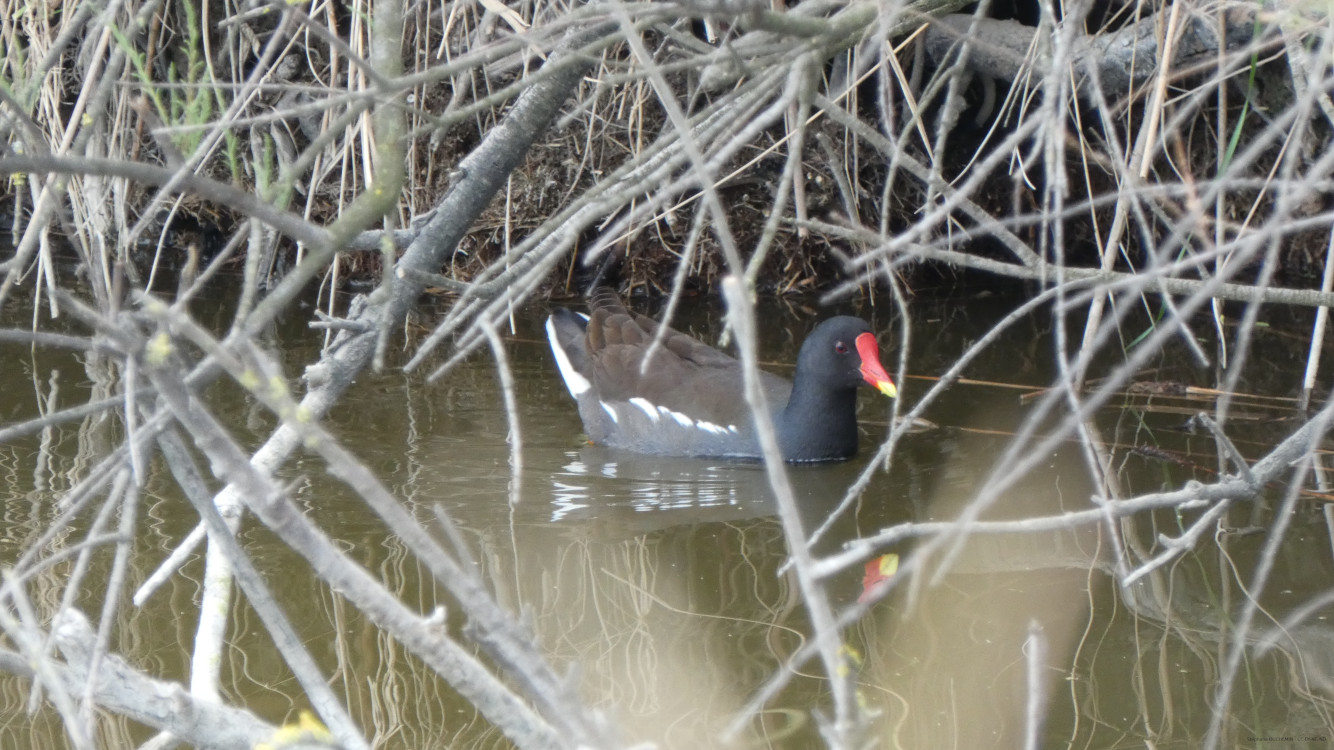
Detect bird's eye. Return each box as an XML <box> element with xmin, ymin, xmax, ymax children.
<box><xmin>834</xmin><ymin>340</ymin><xmax>848</xmax><ymax>354</ymax></box>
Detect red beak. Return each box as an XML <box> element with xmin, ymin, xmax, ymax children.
<box><xmin>855</xmin><ymin>332</ymin><xmax>898</xmax><ymax>398</ymax></box>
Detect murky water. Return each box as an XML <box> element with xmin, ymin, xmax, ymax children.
<box><xmin>2</xmin><ymin>285</ymin><xmax>1333</xmax><ymax>748</ymax></box>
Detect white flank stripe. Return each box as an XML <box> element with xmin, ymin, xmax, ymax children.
<box><xmin>629</xmin><ymin>398</ymin><xmax>660</xmax><ymax>421</ymax></box>
<box><xmin>698</xmin><ymin>420</ymin><xmax>727</xmax><ymax>435</ymax></box>
<box><xmin>600</xmin><ymin>401</ymin><xmax>619</xmax><ymax>424</ymax></box>
<box><xmin>658</xmin><ymin>405</ymin><xmax>694</xmax><ymax>427</ymax></box>
<box><xmin>546</xmin><ymin>317</ymin><xmax>590</xmax><ymax>396</ymax></box>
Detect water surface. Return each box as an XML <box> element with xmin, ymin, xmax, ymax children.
<box><xmin>2</xmin><ymin>287</ymin><xmax>1332</xmax><ymax>748</ymax></box>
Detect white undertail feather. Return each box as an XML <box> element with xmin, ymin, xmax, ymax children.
<box><xmin>546</xmin><ymin>316</ymin><xmax>590</xmax><ymax>397</ymax></box>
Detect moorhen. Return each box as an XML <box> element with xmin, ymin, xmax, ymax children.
<box><xmin>545</xmin><ymin>289</ymin><xmax>897</xmax><ymax>462</ymax></box>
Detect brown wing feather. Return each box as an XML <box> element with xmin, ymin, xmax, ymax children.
<box><xmin>581</xmin><ymin>289</ymin><xmax>790</xmax><ymax>424</ymax></box>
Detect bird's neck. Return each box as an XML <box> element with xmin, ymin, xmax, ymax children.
<box><xmin>778</xmin><ymin>377</ymin><xmax>859</xmax><ymax>462</ymax></box>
